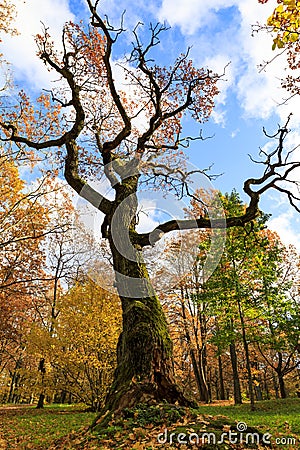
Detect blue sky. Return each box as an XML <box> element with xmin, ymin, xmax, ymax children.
<box><xmin>1</xmin><ymin>0</ymin><xmax>300</xmax><ymax>249</ymax></box>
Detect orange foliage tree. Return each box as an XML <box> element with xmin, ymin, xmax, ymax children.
<box><xmin>0</xmin><ymin>154</ymin><xmax>50</xmax><ymax>401</ymax></box>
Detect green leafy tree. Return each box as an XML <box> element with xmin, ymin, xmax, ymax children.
<box><xmin>253</xmin><ymin>241</ymin><xmax>300</xmax><ymax>398</ymax></box>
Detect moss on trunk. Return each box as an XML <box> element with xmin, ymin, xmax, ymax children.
<box><xmin>95</xmin><ymin>183</ymin><xmax>195</xmax><ymax>417</ymax></box>
<box><xmin>99</xmin><ymin>238</ymin><xmax>194</xmax><ymax>415</ymax></box>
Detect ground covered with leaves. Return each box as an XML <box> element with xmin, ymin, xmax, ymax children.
<box><xmin>0</xmin><ymin>404</ymin><xmax>96</xmax><ymax>449</ymax></box>
<box><xmin>0</xmin><ymin>400</ymin><xmax>299</xmax><ymax>449</ymax></box>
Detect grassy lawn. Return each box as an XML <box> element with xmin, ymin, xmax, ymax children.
<box><xmin>89</xmin><ymin>399</ymin><xmax>300</xmax><ymax>449</ymax></box>
<box><xmin>0</xmin><ymin>399</ymin><xmax>299</xmax><ymax>449</ymax></box>
<box><xmin>197</xmin><ymin>398</ymin><xmax>300</xmax><ymax>438</ymax></box>
<box><xmin>0</xmin><ymin>404</ymin><xmax>97</xmax><ymax>449</ymax></box>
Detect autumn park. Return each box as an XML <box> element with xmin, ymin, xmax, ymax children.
<box><xmin>0</xmin><ymin>0</ymin><xmax>300</xmax><ymax>448</ymax></box>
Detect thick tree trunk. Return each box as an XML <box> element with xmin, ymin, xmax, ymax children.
<box><xmin>37</xmin><ymin>393</ymin><xmax>45</xmax><ymax>409</ymax></box>
<box><xmin>92</xmin><ymin>180</ymin><xmax>195</xmax><ymax>415</ymax></box>
<box><xmin>104</xmin><ymin>233</ymin><xmax>193</xmax><ymax>412</ymax></box>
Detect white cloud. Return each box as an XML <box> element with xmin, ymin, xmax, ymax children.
<box><xmin>136</xmin><ymin>199</ymin><xmax>161</xmax><ymax>233</ymax></box>
<box><xmin>230</xmin><ymin>128</ymin><xmax>239</xmax><ymax>138</ymax></box>
<box><xmin>1</xmin><ymin>0</ymin><xmax>75</xmax><ymax>89</ymax></box>
<box><xmin>268</xmin><ymin>211</ymin><xmax>300</xmax><ymax>251</ymax></box>
<box><xmin>2</xmin><ymin>0</ymin><xmax>293</xmax><ymax>125</ymax></box>
<box><xmin>158</xmin><ymin>0</ymin><xmax>239</xmax><ymax>35</ymax></box>
<box><xmin>158</xmin><ymin>0</ymin><xmax>300</xmax><ymax>125</ymax></box>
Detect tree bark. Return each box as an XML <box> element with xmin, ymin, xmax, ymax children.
<box><xmin>36</xmin><ymin>358</ymin><xmax>46</xmax><ymax>409</ymax></box>
<box><xmin>103</xmin><ymin>213</ymin><xmax>194</xmax><ymax>412</ymax></box>
<box><xmin>263</xmin><ymin>369</ymin><xmax>270</xmax><ymax>400</ymax></box>
<box><xmin>37</xmin><ymin>393</ymin><xmax>45</xmax><ymax>409</ymax></box>
<box><xmin>237</xmin><ymin>297</ymin><xmax>255</xmax><ymax>410</ymax></box>
<box><xmin>218</xmin><ymin>354</ymin><xmax>226</xmax><ymax>400</ymax></box>
<box><xmin>278</xmin><ymin>374</ymin><xmax>286</xmax><ymax>399</ymax></box>
<box><xmin>7</xmin><ymin>358</ymin><xmax>22</xmax><ymax>404</ymax></box>
<box><xmin>275</xmin><ymin>353</ymin><xmax>287</xmax><ymax>399</ymax></box>
<box><xmin>272</xmin><ymin>373</ymin><xmax>279</xmax><ymax>399</ymax></box>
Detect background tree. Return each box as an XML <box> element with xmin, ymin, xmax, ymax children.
<box><xmin>253</xmin><ymin>241</ymin><xmax>300</xmax><ymax>399</ymax></box>
<box><xmin>25</xmin><ymin>277</ymin><xmax>121</xmax><ymax>411</ymax></box>
<box><xmin>0</xmin><ymin>154</ymin><xmax>50</xmax><ymax>401</ymax></box>
<box><xmin>165</xmin><ymin>190</ymin><xmax>300</xmax><ymax>404</ymax></box>
<box><xmin>32</xmin><ymin>186</ymin><xmax>96</xmax><ymax>408</ymax></box>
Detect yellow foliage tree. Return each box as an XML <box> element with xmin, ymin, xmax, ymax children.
<box><xmin>263</xmin><ymin>0</ymin><xmax>300</xmax><ymax>49</ymax></box>
<box><xmin>26</xmin><ymin>278</ymin><xmax>121</xmax><ymax>410</ymax></box>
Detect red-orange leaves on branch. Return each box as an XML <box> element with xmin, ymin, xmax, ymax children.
<box><xmin>1</xmin><ymin>19</ymin><xmax>220</xmax><ymax>185</ymax></box>
<box><xmin>0</xmin><ymin>90</ymin><xmax>63</xmax><ymax>164</ymax></box>
<box><xmin>142</xmin><ymin>56</ymin><xmax>218</xmax><ymax>151</ymax></box>
<box><xmin>127</xmin><ymin>24</ymin><xmax>220</xmax><ymax>156</ymax></box>
<box><xmin>0</xmin><ymin>0</ymin><xmax>18</xmax><ymax>50</ymax></box>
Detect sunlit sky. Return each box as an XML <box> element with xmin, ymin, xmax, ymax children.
<box><xmin>1</xmin><ymin>0</ymin><xmax>300</xmax><ymax>249</ymax></box>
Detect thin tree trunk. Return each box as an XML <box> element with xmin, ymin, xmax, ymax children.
<box><xmin>276</xmin><ymin>353</ymin><xmax>287</xmax><ymax>399</ymax></box>
<box><xmin>194</xmin><ymin>273</ymin><xmax>209</xmax><ymax>403</ymax></box>
<box><xmin>8</xmin><ymin>371</ymin><xmax>19</xmax><ymax>403</ymax></box>
<box><xmin>179</xmin><ymin>288</ymin><xmax>208</xmax><ymax>402</ymax></box>
<box><xmin>237</xmin><ymin>298</ymin><xmax>255</xmax><ymax>410</ymax></box>
<box><xmin>263</xmin><ymin>369</ymin><xmax>270</xmax><ymax>400</ymax></box>
<box><xmin>36</xmin><ymin>358</ymin><xmax>46</xmax><ymax>409</ymax></box>
<box><xmin>229</xmin><ymin>341</ymin><xmax>242</xmax><ymax>405</ymax></box>
<box><xmin>7</xmin><ymin>358</ymin><xmax>22</xmax><ymax>404</ymax></box>
<box><xmin>218</xmin><ymin>354</ymin><xmax>226</xmax><ymax>400</ymax></box>
<box><xmin>278</xmin><ymin>374</ymin><xmax>286</xmax><ymax>398</ymax></box>
<box><xmin>272</xmin><ymin>373</ymin><xmax>279</xmax><ymax>399</ymax></box>
<box><xmin>36</xmin><ymin>272</ymin><xmax>60</xmax><ymax>409</ymax></box>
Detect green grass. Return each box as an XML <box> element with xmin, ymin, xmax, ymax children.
<box><xmin>196</xmin><ymin>398</ymin><xmax>300</xmax><ymax>444</ymax></box>
<box><xmin>89</xmin><ymin>399</ymin><xmax>300</xmax><ymax>449</ymax></box>
<box><xmin>0</xmin><ymin>399</ymin><xmax>299</xmax><ymax>449</ymax></box>
<box><xmin>0</xmin><ymin>404</ymin><xmax>97</xmax><ymax>449</ymax></box>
